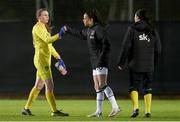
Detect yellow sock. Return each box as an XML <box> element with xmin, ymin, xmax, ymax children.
<box><xmin>130</xmin><ymin>91</ymin><xmax>138</xmax><ymax>110</ymax></box>
<box><xmin>46</xmin><ymin>91</ymin><xmax>57</xmax><ymax>112</ymax></box>
<box><xmin>144</xmin><ymin>93</ymin><xmax>152</xmax><ymax>113</ymax></box>
<box><xmin>25</xmin><ymin>87</ymin><xmax>40</xmax><ymax>109</ymax></box>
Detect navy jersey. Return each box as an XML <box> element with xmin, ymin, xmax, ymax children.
<box><xmin>66</xmin><ymin>23</ymin><xmax>111</xmax><ymax>69</ymax></box>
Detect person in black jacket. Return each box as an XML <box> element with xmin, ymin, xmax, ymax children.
<box><xmin>117</xmin><ymin>9</ymin><xmax>161</xmax><ymax>118</ymax></box>
<box><xmin>60</xmin><ymin>9</ymin><xmax>120</xmax><ymax>117</ymax></box>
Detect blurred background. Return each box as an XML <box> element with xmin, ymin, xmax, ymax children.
<box><xmin>0</xmin><ymin>0</ymin><xmax>180</xmax><ymax>98</ymax></box>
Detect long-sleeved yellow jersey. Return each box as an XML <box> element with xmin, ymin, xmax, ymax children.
<box><xmin>32</xmin><ymin>22</ymin><xmax>59</xmax><ymax>66</ymax></box>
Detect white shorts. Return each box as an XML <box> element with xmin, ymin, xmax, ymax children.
<box><xmin>93</xmin><ymin>67</ymin><xmax>108</xmax><ymax>76</ymax></box>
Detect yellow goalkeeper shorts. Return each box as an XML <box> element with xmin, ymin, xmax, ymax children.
<box><xmin>34</xmin><ymin>63</ymin><xmax>52</xmax><ymax>81</ymax></box>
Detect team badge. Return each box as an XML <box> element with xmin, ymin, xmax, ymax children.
<box><xmin>90</xmin><ymin>30</ymin><xmax>95</xmax><ymax>39</ymax></box>
<box><xmin>45</xmin><ymin>66</ymin><xmax>49</xmax><ymax>71</ymax></box>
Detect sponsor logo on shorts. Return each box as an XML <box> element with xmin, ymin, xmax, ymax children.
<box><xmin>96</xmin><ymin>67</ymin><xmax>103</xmax><ymax>70</ymax></box>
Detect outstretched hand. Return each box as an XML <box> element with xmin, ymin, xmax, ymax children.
<box><xmin>118</xmin><ymin>66</ymin><xmax>123</xmax><ymax>70</ymax></box>
<box><xmin>59</xmin><ymin>26</ymin><xmax>66</xmax><ymax>39</ymax></box>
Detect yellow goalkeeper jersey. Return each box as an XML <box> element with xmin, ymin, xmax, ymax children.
<box><xmin>32</xmin><ymin>21</ymin><xmax>59</xmax><ymax>66</ymax></box>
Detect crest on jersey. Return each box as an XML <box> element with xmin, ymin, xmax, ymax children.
<box><xmin>90</xmin><ymin>30</ymin><xmax>95</xmax><ymax>39</ymax></box>
<box><xmin>45</xmin><ymin>66</ymin><xmax>49</xmax><ymax>71</ymax></box>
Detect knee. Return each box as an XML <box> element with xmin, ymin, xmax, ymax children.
<box><xmin>129</xmin><ymin>87</ymin><xmax>138</xmax><ymax>94</ymax></box>
<box><xmin>34</xmin><ymin>83</ymin><xmax>44</xmax><ymax>91</ymax></box>
<box><xmin>94</xmin><ymin>84</ymin><xmax>103</xmax><ymax>91</ymax></box>
<box><xmin>129</xmin><ymin>80</ymin><xmax>139</xmax><ymax>93</ymax></box>
<box><xmin>38</xmin><ymin>83</ymin><xmax>44</xmax><ymax>90</ymax></box>
<box><xmin>44</xmin><ymin>80</ymin><xmax>54</xmax><ymax>91</ymax></box>
<box><xmin>99</xmin><ymin>82</ymin><xmax>107</xmax><ymax>89</ymax></box>
<box><xmin>94</xmin><ymin>83</ymin><xmax>107</xmax><ymax>92</ymax></box>
<box><xmin>143</xmin><ymin>81</ymin><xmax>152</xmax><ymax>95</ymax></box>
<box><xmin>94</xmin><ymin>84</ymin><xmax>99</xmax><ymax>91</ymax></box>
<box><xmin>143</xmin><ymin>88</ymin><xmax>152</xmax><ymax>95</ymax></box>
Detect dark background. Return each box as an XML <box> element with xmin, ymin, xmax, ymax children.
<box><xmin>0</xmin><ymin>0</ymin><xmax>180</xmax><ymax>97</ymax></box>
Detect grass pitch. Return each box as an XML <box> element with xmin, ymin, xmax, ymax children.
<box><xmin>0</xmin><ymin>99</ymin><xmax>180</xmax><ymax>121</ymax></box>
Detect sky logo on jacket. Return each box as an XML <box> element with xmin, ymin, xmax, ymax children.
<box><xmin>139</xmin><ymin>33</ymin><xmax>150</xmax><ymax>42</ymax></box>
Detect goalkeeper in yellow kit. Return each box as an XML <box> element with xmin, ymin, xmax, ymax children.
<box><xmin>21</xmin><ymin>8</ymin><xmax>69</xmax><ymax>116</ymax></box>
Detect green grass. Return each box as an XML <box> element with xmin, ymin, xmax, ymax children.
<box><xmin>0</xmin><ymin>99</ymin><xmax>180</xmax><ymax>121</ymax></box>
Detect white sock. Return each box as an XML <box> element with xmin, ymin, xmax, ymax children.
<box><xmin>96</xmin><ymin>90</ymin><xmax>104</xmax><ymax>113</ymax></box>
<box><xmin>104</xmin><ymin>86</ymin><xmax>119</xmax><ymax>109</ymax></box>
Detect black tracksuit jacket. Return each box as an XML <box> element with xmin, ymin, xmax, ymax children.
<box><xmin>117</xmin><ymin>20</ymin><xmax>161</xmax><ymax>72</ymax></box>
<box><xmin>66</xmin><ymin>23</ymin><xmax>111</xmax><ymax>69</ymax></box>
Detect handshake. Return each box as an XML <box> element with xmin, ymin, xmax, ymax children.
<box><xmin>55</xmin><ymin>59</ymin><xmax>67</xmax><ymax>75</ymax></box>
<box><xmin>58</xmin><ymin>26</ymin><xmax>66</xmax><ymax>39</ymax></box>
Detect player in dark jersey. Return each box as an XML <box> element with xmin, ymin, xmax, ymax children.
<box><xmin>117</xmin><ymin>9</ymin><xmax>161</xmax><ymax>118</ymax></box>
<box><xmin>61</xmin><ymin>9</ymin><xmax>120</xmax><ymax>117</ymax></box>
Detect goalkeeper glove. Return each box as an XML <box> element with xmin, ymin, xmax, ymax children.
<box><xmin>59</xmin><ymin>26</ymin><xmax>65</xmax><ymax>39</ymax></box>
<box><xmin>55</xmin><ymin>59</ymin><xmax>67</xmax><ymax>75</ymax></box>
